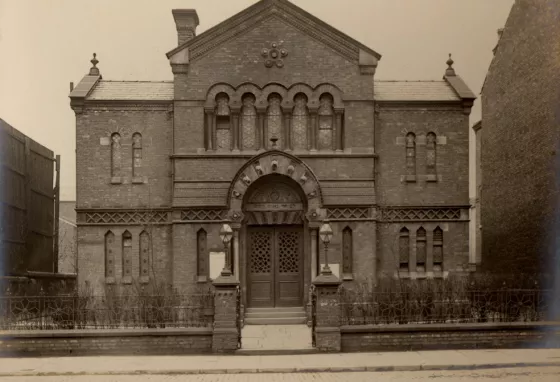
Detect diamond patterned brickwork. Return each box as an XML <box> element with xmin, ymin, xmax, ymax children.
<box><xmin>327</xmin><ymin>208</ymin><xmax>369</xmax><ymax>220</ymax></box>
<box><xmin>85</xmin><ymin>211</ymin><xmax>168</xmax><ymax>224</ymax></box>
<box><xmin>380</xmin><ymin>208</ymin><xmax>461</xmax><ymax>221</ymax></box>
<box><xmin>180</xmin><ymin>209</ymin><xmax>225</xmax><ymax>221</ymax></box>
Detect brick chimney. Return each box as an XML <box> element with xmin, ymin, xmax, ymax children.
<box><xmin>172</xmin><ymin>9</ymin><xmax>199</xmax><ymax>46</ymax></box>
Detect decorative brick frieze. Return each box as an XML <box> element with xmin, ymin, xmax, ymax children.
<box><xmin>180</xmin><ymin>209</ymin><xmax>226</xmax><ymax>222</ymax></box>
<box><xmin>379</xmin><ymin>207</ymin><xmax>464</xmax><ymax>222</ymax></box>
<box><xmin>80</xmin><ymin>210</ymin><xmax>169</xmax><ymax>225</ymax></box>
<box><xmin>326</xmin><ymin>207</ymin><xmax>371</xmax><ymax>220</ymax></box>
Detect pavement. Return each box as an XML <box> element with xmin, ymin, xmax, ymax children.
<box><xmin>0</xmin><ymin>349</ymin><xmax>560</xmax><ymax>377</ymax></box>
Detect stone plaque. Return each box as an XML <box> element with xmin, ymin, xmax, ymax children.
<box><xmin>100</xmin><ymin>137</ymin><xmax>110</xmax><ymax>146</ymax></box>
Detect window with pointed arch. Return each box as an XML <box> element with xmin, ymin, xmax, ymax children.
<box><xmin>399</xmin><ymin>227</ymin><xmax>410</xmax><ymax>271</ymax></box>
<box><xmin>342</xmin><ymin>226</ymin><xmax>353</xmax><ymax>276</ymax></box>
<box><xmin>139</xmin><ymin>230</ymin><xmax>150</xmax><ymax>280</ymax></box>
<box><xmin>104</xmin><ymin>231</ymin><xmax>115</xmax><ymax>279</ymax></box>
<box><xmin>406</xmin><ymin>132</ymin><xmax>416</xmax><ymax>178</ymax></box>
<box><xmin>318</xmin><ymin>93</ymin><xmax>334</xmax><ymax>150</ymax></box>
<box><xmin>132</xmin><ymin>133</ymin><xmax>142</xmax><ymax>178</ymax></box>
<box><xmin>433</xmin><ymin>227</ymin><xmax>444</xmax><ymax>272</ymax></box>
<box><xmin>267</xmin><ymin>93</ymin><xmax>283</xmax><ymax>149</ymax></box>
<box><xmin>416</xmin><ymin>227</ymin><xmax>426</xmax><ymax>272</ymax></box>
<box><xmin>197</xmin><ymin>228</ymin><xmax>208</xmax><ymax>281</ymax></box>
<box><xmin>241</xmin><ymin>93</ymin><xmax>257</xmax><ymax>150</ymax></box>
<box><xmin>110</xmin><ymin>133</ymin><xmax>122</xmax><ymax>178</ymax></box>
<box><xmin>426</xmin><ymin>132</ymin><xmax>437</xmax><ymax>178</ymax></box>
<box><xmin>215</xmin><ymin>93</ymin><xmax>231</xmax><ymax>151</ymax></box>
<box><xmin>122</xmin><ymin>231</ymin><xmax>132</xmax><ymax>279</ymax></box>
<box><xmin>292</xmin><ymin>93</ymin><xmax>309</xmax><ymax>151</ymax></box>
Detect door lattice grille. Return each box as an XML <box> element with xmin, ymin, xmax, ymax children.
<box><xmin>249</xmin><ymin>231</ymin><xmax>272</xmax><ymax>274</ymax></box>
<box><xmin>278</xmin><ymin>231</ymin><xmax>300</xmax><ymax>273</ymax></box>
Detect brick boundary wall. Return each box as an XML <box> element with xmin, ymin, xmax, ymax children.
<box><xmin>340</xmin><ymin>322</ymin><xmax>560</xmax><ymax>352</ymax></box>
<box><xmin>0</xmin><ymin>328</ymin><xmax>212</xmax><ymax>357</ymax></box>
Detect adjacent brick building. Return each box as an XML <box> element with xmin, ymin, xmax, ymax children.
<box><xmin>70</xmin><ymin>0</ymin><xmax>475</xmax><ymax>312</ymax></box>
<box><xmin>479</xmin><ymin>0</ymin><xmax>560</xmax><ymax>277</ymax></box>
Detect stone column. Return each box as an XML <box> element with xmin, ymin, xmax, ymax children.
<box><xmin>309</xmin><ymin>108</ymin><xmax>318</xmax><ymax>152</ymax></box>
<box><xmin>204</xmin><ymin>109</ymin><xmax>215</xmax><ymax>151</ymax></box>
<box><xmin>212</xmin><ymin>270</ymin><xmax>240</xmax><ymax>353</ymax></box>
<box><xmin>334</xmin><ymin>109</ymin><xmax>344</xmax><ymax>152</ymax></box>
<box><xmin>233</xmin><ymin>226</ymin><xmax>240</xmax><ymax>282</ymax></box>
<box><xmin>256</xmin><ymin>109</ymin><xmax>266</xmax><ymax>152</ymax></box>
<box><xmin>231</xmin><ymin>108</ymin><xmax>240</xmax><ymax>153</ymax></box>
<box><xmin>282</xmin><ymin>106</ymin><xmax>292</xmax><ymax>151</ymax></box>
<box><xmin>313</xmin><ymin>269</ymin><xmax>342</xmax><ymax>352</ymax></box>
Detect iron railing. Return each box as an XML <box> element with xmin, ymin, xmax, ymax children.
<box><xmin>340</xmin><ymin>288</ymin><xmax>551</xmax><ymax>326</ymax></box>
<box><xmin>236</xmin><ymin>285</ymin><xmax>242</xmax><ymax>349</ymax></box>
<box><xmin>310</xmin><ymin>285</ymin><xmax>317</xmax><ymax>347</ymax></box>
<box><xmin>0</xmin><ymin>293</ymin><xmax>215</xmax><ymax>330</ymax></box>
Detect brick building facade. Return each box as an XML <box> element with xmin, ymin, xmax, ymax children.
<box><xmin>479</xmin><ymin>0</ymin><xmax>560</xmax><ymax>277</ymax></box>
<box><xmin>70</xmin><ymin>0</ymin><xmax>475</xmax><ymax>308</ymax></box>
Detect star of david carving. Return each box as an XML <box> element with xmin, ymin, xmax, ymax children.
<box><xmin>262</xmin><ymin>41</ymin><xmax>288</xmax><ymax>68</ymax></box>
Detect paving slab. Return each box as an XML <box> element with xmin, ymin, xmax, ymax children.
<box><xmin>0</xmin><ymin>348</ymin><xmax>559</xmax><ymax>376</ymax></box>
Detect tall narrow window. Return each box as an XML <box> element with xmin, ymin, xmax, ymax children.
<box><xmin>111</xmin><ymin>133</ymin><xmax>121</xmax><ymax>178</ymax></box>
<box><xmin>342</xmin><ymin>227</ymin><xmax>353</xmax><ymax>275</ymax></box>
<box><xmin>433</xmin><ymin>227</ymin><xmax>443</xmax><ymax>272</ymax></box>
<box><xmin>241</xmin><ymin>93</ymin><xmax>257</xmax><ymax>150</ymax></box>
<box><xmin>197</xmin><ymin>229</ymin><xmax>208</xmax><ymax>280</ymax></box>
<box><xmin>292</xmin><ymin>93</ymin><xmax>309</xmax><ymax>151</ymax></box>
<box><xmin>318</xmin><ymin>93</ymin><xmax>334</xmax><ymax>150</ymax></box>
<box><xmin>267</xmin><ymin>93</ymin><xmax>282</xmax><ymax>149</ymax></box>
<box><xmin>399</xmin><ymin>227</ymin><xmax>410</xmax><ymax>271</ymax></box>
<box><xmin>122</xmin><ymin>231</ymin><xmax>132</xmax><ymax>279</ymax></box>
<box><xmin>406</xmin><ymin>133</ymin><xmax>416</xmax><ymax>177</ymax></box>
<box><xmin>215</xmin><ymin>93</ymin><xmax>231</xmax><ymax>151</ymax></box>
<box><xmin>426</xmin><ymin>132</ymin><xmax>437</xmax><ymax>177</ymax></box>
<box><xmin>416</xmin><ymin>227</ymin><xmax>426</xmax><ymax>272</ymax></box>
<box><xmin>132</xmin><ymin>133</ymin><xmax>142</xmax><ymax>178</ymax></box>
<box><xmin>104</xmin><ymin>231</ymin><xmax>115</xmax><ymax>278</ymax></box>
<box><xmin>139</xmin><ymin>230</ymin><xmax>150</xmax><ymax>279</ymax></box>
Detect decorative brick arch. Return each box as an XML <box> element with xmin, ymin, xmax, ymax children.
<box><xmin>259</xmin><ymin>83</ymin><xmax>288</xmax><ymax>104</ymax></box>
<box><xmin>226</xmin><ymin>150</ymin><xmax>324</xmax><ymax>222</ymax></box>
<box><xmin>286</xmin><ymin>83</ymin><xmax>314</xmax><ymax>103</ymax></box>
<box><xmin>205</xmin><ymin>83</ymin><xmax>236</xmax><ymax>107</ymax></box>
<box><xmin>234</xmin><ymin>83</ymin><xmax>262</xmax><ymax>104</ymax></box>
<box><xmin>312</xmin><ymin>83</ymin><xmax>344</xmax><ymax>109</ymax></box>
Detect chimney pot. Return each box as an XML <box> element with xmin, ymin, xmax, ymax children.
<box><xmin>172</xmin><ymin>9</ymin><xmax>199</xmax><ymax>46</ymax></box>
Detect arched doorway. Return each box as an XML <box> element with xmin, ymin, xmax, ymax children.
<box><xmin>243</xmin><ymin>174</ymin><xmax>305</xmax><ymax>307</ymax></box>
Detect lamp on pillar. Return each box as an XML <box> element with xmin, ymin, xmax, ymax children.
<box><xmin>319</xmin><ymin>221</ymin><xmax>333</xmax><ymax>275</ymax></box>
<box><xmin>219</xmin><ymin>223</ymin><xmax>234</xmax><ymax>277</ymax></box>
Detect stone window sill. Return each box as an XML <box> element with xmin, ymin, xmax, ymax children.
<box><xmin>105</xmin><ymin>277</ymin><xmax>115</xmax><ymax>285</ymax></box>
<box><xmin>122</xmin><ymin>276</ymin><xmax>132</xmax><ymax>285</ymax></box>
<box><xmin>405</xmin><ymin>175</ymin><xmax>416</xmax><ymax>183</ymax></box>
<box><xmin>197</xmin><ymin>275</ymin><xmax>208</xmax><ymax>283</ymax></box>
<box><xmin>342</xmin><ymin>273</ymin><xmax>354</xmax><ymax>281</ymax></box>
<box><xmin>139</xmin><ymin>276</ymin><xmax>150</xmax><ymax>284</ymax></box>
<box><xmin>132</xmin><ymin>176</ymin><xmax>145</xmax><ymax>184</ymax></box>
<box><xmin>426</xmin><ymin>174</ymin><xmax>438</xmax><ymax>182</ymax></box>
<box><xmin>110</xmin><ymin>176</ymin><xmax>122</xmax><ymax>184</ymax></box>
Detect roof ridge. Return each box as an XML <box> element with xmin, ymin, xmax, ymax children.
<box><xmin>374</xmin><ymin>80</ymin><xmax>448</xmax><ymax>83</ymax></box>
<box><xmin>98</xmin><ymin>80</ymin><xmax>173</xmax><ymax>83</ymax></box>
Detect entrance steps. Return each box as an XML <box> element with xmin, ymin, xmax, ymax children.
<box><xmin>244</xmin><ymin>306</ymin><xmax>307</xmax><ymax>325</ymax></box>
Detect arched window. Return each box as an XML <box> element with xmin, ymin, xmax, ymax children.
<box><xmin>122</xmin><ymin>231</ymin><xmax>132</xmax><ymax>278</ymax></box>
<box><xmin>399</xmin><ymin>227</ymin><xmax>410</xmax><ymax>271</ymax></box>
<box><xmin>215</xmin><ymin>93</ymin><xmax>231</xmax><ymax>151</ymax></box>
<box><xmin>110</xmin><ymin>133</ymin><xmax>121</xmax><ymax>178</ymax></box>
<box><xmin>416</xmin><ymin>227</ymin><xmax>426</xmax><ymax>272</ymax></box>
<box><xmin>433</xmin><ymin>227</ymin><xmax>443</xmax><ymax>271</ymax></box>
<box><xmin>426</xmin><ymin>132</ymin><xmax>437</xmax><ymax>177</ymax></box>
<box><xmin>318</xmin><ymin>93</ymin><xmax>334</xmax><ymax>150</ymax></box>
<box><xmin>292</xmin><ymin>93</ymin><xmax>309</xmax><ymax>151</ymax></box>
<box><xmin>406</xmin><ymin>133</ymin><xmax>416</xmax><ymax>177</ymax></box>
<box><xmin>342</xmin><ymin>226</ymin><xmax>353</xmax><ymax>275</ymax></box>
<box><xmin>132</xmin><ymin>133</ymin><xmax>142</xmax><ymax>178</ymax></box>
<box><xmin>197</xmin><ymin>229</ymin><xmax>208</xmax><ymax>280</ymax></box>
<box><xmin>139</xmin><ymin>230</ymin><xmax>150</xmax><ymax>279</ymax></box>
<box><xmin>241</xmin><ymin>93</ymin><xmax>257</xmax><ymax>150</ymax></box>
<box><xmin>267</xmin><ymin>93</ymin><xmax>282</xmax><ymax>149</ymax></box>
<box><xmin>104</xmin><ymin>231</ymin><xmax>115</xmax><ymax>278</ymax></box>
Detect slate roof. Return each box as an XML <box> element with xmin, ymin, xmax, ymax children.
<box><xmin>374</xmin><ymin>80</ymin><xmax>460</xmax><ymax>101</ymax></box>
<box><xmin>87</xmin><ymin>81</ymin><xmax>174</xmax><ymax>101</ymax></box>
<box><xmin>85</xmin><ymin>80</ymin><xmax>462</xmax><ymax>102</ymax></box>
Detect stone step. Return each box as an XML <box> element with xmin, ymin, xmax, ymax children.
<box><xmin>244</xmin><ymin>317</ymin><xmax>308</xmax><ymax>325</ymax></box>
<box><xmin>245</xmin><ymin>307</ymin><xmax>306</xmax><ymax>314</ymax></box>
<box><xmin>245</xmin><ymin>311</ymin><xmax>306</xmax><ymax>319</ymax></box>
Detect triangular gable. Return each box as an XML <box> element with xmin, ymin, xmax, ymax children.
<box><xmin>166</xmin><ymin>0</ymin><xmax>381</xmax><ymax>65</ymax></box>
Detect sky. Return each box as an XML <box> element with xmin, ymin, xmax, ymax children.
<box><xmin>0</xmin><ymin>0</ymin><xmax>514</xmax><ymax>201</ymax></box>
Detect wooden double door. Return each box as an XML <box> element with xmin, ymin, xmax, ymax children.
<box><xmin>247</xmin><ymin>225</ymin><xmax>304</xmax><ymax>307</ymax></box>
